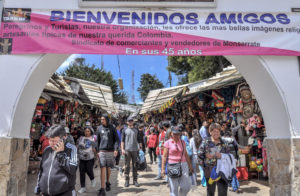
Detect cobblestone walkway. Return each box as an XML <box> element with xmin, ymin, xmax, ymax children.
<box><xmin>27</xmin><ymin>156</ymin><xmax>270</xmax><ymax>196</ymax></box>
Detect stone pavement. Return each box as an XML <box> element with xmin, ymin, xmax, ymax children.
<box><xmin>27</xmin><ymin>156</ymin><xmax>270</xmax><ymax>196</ymax></box>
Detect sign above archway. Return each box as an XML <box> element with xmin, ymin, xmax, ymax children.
<box><xmin>1</xmin><ymin>8</ymin><xmax>300</xmax><ymax>55</ymax></box>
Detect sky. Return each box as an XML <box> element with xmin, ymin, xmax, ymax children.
<box><xmin>57</xmin><ymin>54</ymin><xmax>178</xmax><ymax>104</ymax></box>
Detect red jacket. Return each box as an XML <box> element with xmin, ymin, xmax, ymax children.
<box><xmin>39</xmin><ymin>135</ymin><xmax>49</xmax><ymax>153</ymax></box>
<box><xmin>147</xmin><ymin>134</ymin><xmax>158</xmax><ymax>148</ymax></box>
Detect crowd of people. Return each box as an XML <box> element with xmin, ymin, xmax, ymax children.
<box><xmin>32</xmin><ymin>113</ymin><xmax>249</xmax><ymax>196</ymax></box>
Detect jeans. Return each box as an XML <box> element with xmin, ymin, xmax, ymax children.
<box><xmin>157</xmin><ymin>154</ymin><xmax>162</xmax><ymax>177</ymax></box>
<box><xmin>191</xmin><ymin>155</ymin><xmax>197</xmax><ymax>185</ymax></box>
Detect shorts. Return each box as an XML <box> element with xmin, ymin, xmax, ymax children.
<box><xmin>99</xmin><ymin>151</ymin><xmax>115</xmax><ymax>168</ymax></box>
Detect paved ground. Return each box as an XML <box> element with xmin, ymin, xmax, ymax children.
<box><xmin>27</xmin><ymin>156</ymin><xmax>270</xmax><ymax>196</ymax></box>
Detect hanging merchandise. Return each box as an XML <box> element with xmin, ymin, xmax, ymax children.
<box><xmin>242</xmin><ymin>103</ymin><xmax>254</xmax><ymax>119</ymax></box>
<box><xmin>249</xmin><ymin>161</ymin><xmax>257</xmax><ymax>169</ymax></box>
<box><xmin>211</xmin><ymin>90</ymin><xmax>225</xmax><ymax>112</ymax></box>
<box><xmin>240</xmin><ymin>85</ymin><xmax>252</xmax><ymax>104</ymax></box>
<box><xmin>35</xmin><ymin>110</ymin><xmax>42</xmax><ymax>119</ymax></box>
<box><xmin>38</xmin><ymin>98</ymin><xmax>47</xmax><ymax>105</ymax></box>
<box><xmin>232</xmin><ymin>98</ymin><xmax>242</xmax><ymax>114</ymax></box>
<box><xmin>74</xmin><ymin>101</ymin><xmax>79</xmax><ymax>109</ymax></box>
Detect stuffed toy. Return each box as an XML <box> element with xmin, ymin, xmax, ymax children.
<box><xmin>249</xmin><ymin>161</ymin><xmax>257</xmax><ymax>169</ymax></box>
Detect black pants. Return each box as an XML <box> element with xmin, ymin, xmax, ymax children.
<box><xmin>115</xmin><ymin>150</ymin><xmax>121</xmax><ymax>166</ymax></box>
<box><xmin>206</xmin><ymin>178</ymin><xmax>228</xmax><ymax>196</ymax></box>
<box><xmin>33</xmin><ymin>139</ymin><xmax>40</xmax><ymax>152</ymax></box>
<box><xmin>79</xmin><ymin>159</ymin><xmax>95</xmax><ymax>188</ymax></box>
<box><xmin>125</xmin><ymin>151</ymin><xmax>138</xmax><ymax>180</ymax></box>
<box><xmin>148</xmin><ymin>147</ymin><xmax>157</xmax><ymax>163</ymax></box>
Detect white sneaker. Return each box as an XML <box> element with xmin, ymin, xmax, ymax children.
<box><xmin>91</xmin><ymin>179</ymin><xmax>97</xmax><ymax>187</ymax></box>
<box><xmin>78</xmin><ymin>187</ymin><xmax>86</xmax><ymax>194</ymax></box>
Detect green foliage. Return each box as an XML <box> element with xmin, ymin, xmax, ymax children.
<box><xmin>137</xmin><ymin>73</ymin><xmax>164</xmax><ymax>101</ymax></box>
<box><xmin>62</xmin><ymin>58</ymin><xmax>128</xmax><ymax>104</ymax></box>
<box><xmin>167</xmin><ymin>56</ymin><xmax>230</xmax><ymax>84</ymax></box>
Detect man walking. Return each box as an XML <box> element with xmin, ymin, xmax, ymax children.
<box><xmin>96</xmin><ymin>114</ymin><xmax>119</xmax><ymax>196</ymax></box>
<box><xmin>34</xmin><ymin>125</ymin><xmax>78</xmax><ymax>196</ymax></box>
<box><xmin>199</xmin><ymin>121</ymin><xmax>209</xmax><ymax>140</ymax></box>
<box><xmin>121</xmin><ymin>117</ymin><xmax>143</xmax><ymax>187</ymax></box>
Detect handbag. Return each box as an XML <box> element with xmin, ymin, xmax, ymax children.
<box><xmin>167</xmin><ymin>140</ymin><xmax>184</xmax><ymax>178</ymax></box>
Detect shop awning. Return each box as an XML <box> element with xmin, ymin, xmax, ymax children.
<box><xmin>114</xmin><ymin>103</ymin><xmax>141</xmax><ymax>116</ymax></box>
<box><xmin>46</xmin><ymin>92</ymin><xmax>73</xmax><ymax>101</ymax></box>
<box><xmin>64</xmin><ymin>76</ymin><xmax>116</xmax><ymax>114</ymax></box>
<box><xmin>184</xmin><ymin>65</ymin><xmax>244</xmax><ymax>99</ymax></box>
<box><xmin>140</xmin><ymin>84</ymin><xmax>188</xmax><ymax>114</ymax></box>
<box><xmin>140</xmin><ymin>66</ymin><xmax>244</xmax><ymax>114</ymax></box>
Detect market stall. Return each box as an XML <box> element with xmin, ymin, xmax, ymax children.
<box><xmin>140</xmin><ymin>65</ymin><xmax>268</xmax><ymax>180</ymax></box>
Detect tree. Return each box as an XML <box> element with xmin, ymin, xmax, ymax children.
<box><xmin>137</xmin><ymin>73</ymin><xmax>164</xmax><ymax>101</ymax></box>
<box><xmin>167</xmin><ymin>56</ymin><xmax>231</xmax><ymax>84</ymax></box>
<box><xmin>62</xmin><ymin>57</ymin><xmax>128</xmax><ymax>104</ymax></box>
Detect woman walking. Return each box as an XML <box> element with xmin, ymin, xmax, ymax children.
<box><xmin>162</xmin><ymin>126</ymin><xmax>193</xmax><ymax>196</ymax></box>
<box><xmin>77</xmin><ymin>126</ymin><xmax>97</xmax><ymax>194</ymax></box>
<box><xmin>198</xmin><ymin>123</ymin><xmax>241</xmax><ymax>196</ymax></box>
<box><xmin>147</xmin><ymin>127</ymin><xmax>158</xmax><ymax>164</ymax></box>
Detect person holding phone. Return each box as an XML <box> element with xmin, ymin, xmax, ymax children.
<box><xmin>34</xmin><ymin>125</ymin><xmax>78</xmax><ymax>196</ymax></box>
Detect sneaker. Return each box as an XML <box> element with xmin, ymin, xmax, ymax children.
<box><xmin>149</xmin><ymin>161</ymin><xmax>153</xmax><ymax>165</ymax></box>
<box><xmin>106</xmin><ymin>182</ymin><xmax>111</xmax><ymax>191</ymax></box>
<box><xmin>91</xmin><ymin>179</ymin><xmax>97</xmax><ymax>187</ymax></box>
<box><xmin>154</xmin><ymin>161</ymin><xmax>157</xmax><ymax>164</ymax></box>
<box><xmin>154</xmin><ymin>176</ymin><xmax>162</xmax><ymax>180</ymax></box>
<box><xmin>125</xmin><ymin>180</ymin><xmax>129</xmax><ymax>187</ymax></box>
<box><xmin>78</xmin><ymin>188</ymin><xmax>86</xmax><ymax>194</ymax></box>
<box><xmin>97</xmin><ymin>188</ymin><xmax>106</xmax><ymax>196</ymax></box>
<box><xmin>133</xmin><ymin>181</ymin><xmax>139</xmax><ymax>187</ymax></box>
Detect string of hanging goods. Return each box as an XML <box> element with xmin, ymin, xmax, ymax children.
<box><xmin>117</xmin><ymin>55</ymin><xmax>124</xmax><ymax>90</ymax></box>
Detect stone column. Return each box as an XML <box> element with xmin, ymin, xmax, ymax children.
<box><xmin>0</xmin><ymin>137</ymin><xmax>30</xmax><ymax>196</ymax></box>
<box><xmin>266</xmin><ymin>138</ymin><xmax>300</xmax><ymax>196</ymax></box>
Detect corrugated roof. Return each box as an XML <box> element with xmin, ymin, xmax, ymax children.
<box><xmin>187</xmin><ymin>65</ymin><xmax>243</xmax><ymax>95</ymax></box>
<box><xmin>114</xmin><ymin>103</ymin><xmax>141</xmax><ymax>113</ymax></box>
<box><xmin>140</xmin><ymin>65</ymin><xmax>244</xmax><ymax>114</ymax></box>
<box><xmin>64</xmin><ymin>76</ymin><xmax>115</xmax><ymax>114</ymax></box>
<box><xmin>140</xmin><ymin>84</ymin><xmax>188</xmax><ymax>114</ymax></box>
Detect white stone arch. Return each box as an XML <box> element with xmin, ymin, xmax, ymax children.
<box><xmin>0</xmin><ymin>54</ymin><xmax>295</xmax><ymax>139</ymax></box>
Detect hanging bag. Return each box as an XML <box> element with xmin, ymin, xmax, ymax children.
<box><xmin>167</xmin><ymin>140</ymin><xmax>184</xmax><ymax>178</ymax></box>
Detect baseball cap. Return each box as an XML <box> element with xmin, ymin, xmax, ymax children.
<box><xmin>171</xmin><ymin>126</ymin><xmax>181</xmax><ymax>134</ymax></box>
<box><xmin>127</xmin><ymin>116</ymin><xmax>134</xmax><ymax>122</ymax></box>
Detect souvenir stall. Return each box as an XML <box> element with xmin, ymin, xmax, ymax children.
<box><xmin>140</xmin><ymin>66</ymin><xmax>268</xmax><ymax>180</ymax></box>
<box><xmin>28</xmin><ymin>75</ymin><xmax>115</xmax><ymax>173</ymax></box>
